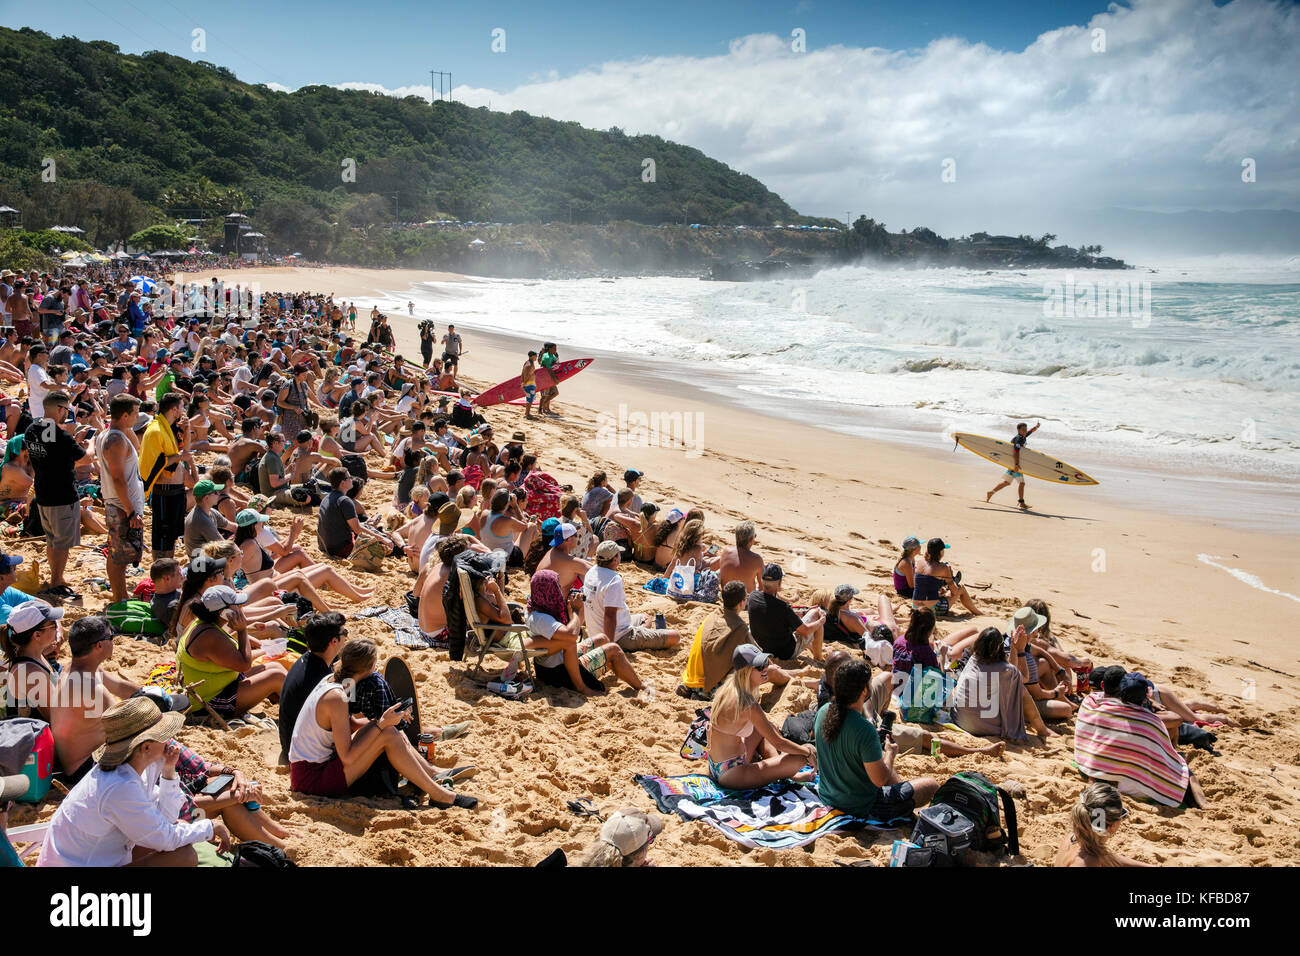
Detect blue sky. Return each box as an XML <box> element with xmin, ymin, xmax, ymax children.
<box><xmin>6</xmin><ymin>0</ymin><xmax>1120</xmax><ymax>92</ymax></box>
<box><xmin>3</xmin><ymin>0</ymin><xmax>1295</xmax><ymax>243</ymax></box>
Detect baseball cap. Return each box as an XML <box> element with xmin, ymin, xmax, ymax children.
<box><xmin>7</xmin><ymin>600</ymin><xmax>64</xmax><ymax>634</ymax></box>
<box><xmin>599</xmin><ymin>809</ymin><xmax>664</xmax><ymax>857</ymax></box>
<box><xmin>623</xmin><ymin>468</ymin><xmax>643</xmax><ymax>483</ymax></box>
<box><xmin>761</xmin><ymin>563</ymin><xmax>783</xmax><ymax>582</ymax></box>
<box><xmin>235</xmin><ymin>508</ymin><xmax>271</xmax><ymax>528</ymax></box>
<box><xmin>733</xmin><ymin>643</ymin><xmax>772</xmax><ymax>670</ymax></box>
<box><xmin>1119</xmin><ymin>672</ymin><xmax>1154</xmax><ymax>705</ymax></box>
<box><xmin>0</xmin><ymin>774</ymin><xmax>30</xmax><ymax>801</ymax></box>
<box><xmin>665</xmin><ymin>508</ymin><xmax>685</xmax><ymax>525</ymax></box>
<box><xmin>551</xmin><ymin>522</ymin><xmax>577</xmax><ymax>547</ymax></box>
<box><xmin>540</xmin><ymin>517</ymin><xmax>560</xmax><ymax>541</ymax></box>
<box><xmin>0</xmin><ymin>553</ymin><xmax>23</xmax><ymax>573</ymax></box>
<box><xmin>192</xmin><ymin>478</ymin><xmax>224</xmax><ymax>498</ymax></box>
<box><xmin>902</xmin><ymin>535</ymin><xmax>922</xmax><ymax>551</ymax></box>
<box><xmin>199</xmin><ymin>585</ymin><xmax>249</xmax><ymax>612</ymax></box>
<box><xmin>189</xmin><ymin>554</ymin><xmax>227</xmax><ymax>576</ymax></box>
<box><xmin>595</xmin><ymin>540</ymin><xmax>622</xmax><ymax>561</ymax></box>
<box><xmin>834</xmin><ymin>584</ymin><xmax>859</xmax><ymax>602</ymax></box>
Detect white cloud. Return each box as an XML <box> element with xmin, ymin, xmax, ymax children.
<box><xmin>263</xmin><ymin>82</ymin><xmax>293</xmax><ymax>93</ymax></box>
<box><xmin>326</xmin><ymin>0</ymin><xmax>1298</xmax><ymax>240</ymax></box>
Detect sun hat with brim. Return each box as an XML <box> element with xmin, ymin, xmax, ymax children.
<box><xmin>510</xmin><ymin>431</ymin><xmax>526</xmax><ymax>443</ymax></box>
<box><xmin>247</xmin><ymin>494</ymin><xmax>272</xmax><ymax>513</ymax></box>
<box><xmin>600</xmin><ymin>809</ymin><xmax>664</xmax><ymax>857</ymax></box>
<box><xmin>95</xmin><ymin>697</ymin><xmax>185</xmax><ymax>771</ymax></box>
<box><xmin>436</xmin><ymin>501</ymin><xmax>461</xmax><ymax>534</ymax></box>
<box><xmin>1009</xmin><ymin>605</ymin><xmax>1046</xmax><ymax>636</ymax></box>
<box><xmin>236</xmin><ymin>508</ymin><xmax>272</xmax><ymax>528</ymax></box>
<box><xmin>1</xmin><ymin>774</ymin><xmax>30</xmax><ymax>801</ymax></box>
<box><xmin>7</xmin><ymin>600</ymin><xmax>64</xmax><ymax>634</ymax></box>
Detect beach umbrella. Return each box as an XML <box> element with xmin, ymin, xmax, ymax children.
<box><xmin>60</xmin><ymin>251</ymin><xmax>81</xmax><ymax>260</ymax></box>
<box><xmin>187</xmin><ymin>247</ymin><xmax>199</xmax><ymax>254</ymax></box>
<box><xmin>135</xmin><ymin>253</ymin><xmax>152</xmax><ymax>261</ymax></box>
<box><xmin>129</xmin><ymin>276</ymin><xmax>158</xmax><ymax>294</ymax></box>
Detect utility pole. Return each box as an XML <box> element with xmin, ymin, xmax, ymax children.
<box><xmin>430</xmin><ymin>70</ymin><xmax>453</xmax><ymax>103</ymax></box>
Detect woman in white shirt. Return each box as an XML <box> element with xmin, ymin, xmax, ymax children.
<box><xmin>39</xmin><ymin>697</ymin><xmax>230</xmax><ymax>867</ymax></box>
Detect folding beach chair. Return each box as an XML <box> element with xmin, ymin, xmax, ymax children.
<box><xmin>456</xmin><ymin>566</ymin><xmax>544</xmax><ymax>684</ymax></box>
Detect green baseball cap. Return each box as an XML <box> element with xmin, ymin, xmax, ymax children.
<box><xmin>193</xmin><ymin>479</ymin><xmax>224</xmax><ymax>498</ymax></box>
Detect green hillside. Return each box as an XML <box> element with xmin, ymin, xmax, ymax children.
<box><xmin>0</xmin><ymin>26</ymin><xmax>833</xmax><ymax>257</ymax></box>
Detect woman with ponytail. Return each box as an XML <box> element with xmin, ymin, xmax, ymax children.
<box><xmin>814</xmin><ymin>659</ymin><xmax>940</xmax><ymax>820</ymax></box>
<box><xmin>705</xmin><ymin>644</ymin><xmax>815</xmax><ymax>788</ymax></box>
<box><xmin>1055</xmin><ymin>782</ymin><xmax>1148</xmax><ymax>867</ymax></box>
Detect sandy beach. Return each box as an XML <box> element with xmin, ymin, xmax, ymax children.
<box><xmin>10</xmin><ymin>264</ymin><xmax>1298</xmax><ymax>867</ymax></box>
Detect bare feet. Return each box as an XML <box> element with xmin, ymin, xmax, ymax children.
<box><xmin>985</xmin><ymin>490</ymin><xmax>994</xmax><ymax>502</ymax></box>
<box><xmin>793</xmin><ymin>769</ymin><xmax>817</xmax><ymax>783</ymax></box>
<box><xmin>983</xmin><ymin>741</ymin><xmax>1006</xmax><ymax>756</ymax></box>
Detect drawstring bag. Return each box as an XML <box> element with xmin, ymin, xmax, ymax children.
<box><xmin>349</xmin><ymin>539</ymin><xmax>387</xmax><ymax>572</ymax></box>
<box><xmin>667</xmin><ymin>559</ymin><xmax>696</xmax><ymax>600</ymax></box>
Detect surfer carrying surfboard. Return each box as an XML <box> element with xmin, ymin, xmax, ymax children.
<box><xmin>986</xmin><ymin>421</ymin><xmax>1041</xmax><ymax>510</ymax></box>
<box><xmin>521</xmin><ymin>350</ymin><xmax>539</xmax><ymax>419</ymax></box>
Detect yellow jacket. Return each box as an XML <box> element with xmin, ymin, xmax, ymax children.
<box><xmin>139</xmin><ymin>413</ymin><xmax>179</xmax><ymax>496</ymax></box>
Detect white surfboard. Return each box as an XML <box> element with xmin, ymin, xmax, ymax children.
<box><xmin>953</xmin><ymin>433</ymin><xmax>1099</xmax><ymax>485</ymax></box>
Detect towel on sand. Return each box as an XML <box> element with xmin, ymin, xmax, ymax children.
<box><xmin>1075</xmin><ymin>692</ymin><xmax>1190</xmax><ymax>807</ymax></box>
<box><xmin>635</xmin><ymin>773</ymin><xmax>912</xmax><ymax>850</ymax></box>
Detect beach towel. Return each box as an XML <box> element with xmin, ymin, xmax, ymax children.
<box><xmin>1074</xmin><ymin>692</ymin><xmax>1190</xmax><ymax>807</ymax></box>
<box><xmin>634</xmin><ymin>773</ymin><xmax>913</xmax><ymax>850</ymax></box>
<box><xmin>355</xmin><ymin>605</ymin><xmax>425</xmax><ymax>648</ymax></box>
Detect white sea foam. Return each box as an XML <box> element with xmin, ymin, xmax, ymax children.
<box><xmin>1197</xmin><ymin>555</ymin><xmax>1300</xmax><ymax>604</ymax></box>
<box><xmin>389</xmin><ymin>260</ymin><xmax>1300</xmax><ymax>483</ymax></box>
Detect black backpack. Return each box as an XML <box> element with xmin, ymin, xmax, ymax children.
<box><xmin>232</xmin><ymin>841</ymin><xmax>296</xmax><ymax>868</ymax></box>
<box><xmin>909</xmin><ymin>771</ymin><xmax>1019</xmax><ymax>865</ymax></box>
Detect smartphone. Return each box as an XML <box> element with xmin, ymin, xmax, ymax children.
<box><xmin>396</xmin><ymin>697</ymin><xmax>414</xmax><ymax>713</ymax></box>
<box><xmin>201</xmin><ymin>773</ymin><xmax>234</xmax><ymax>796</ymax></box>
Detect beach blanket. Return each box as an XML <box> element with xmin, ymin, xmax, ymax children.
<box><xmin>1074</xmin><ymin>692</ymin><xmax>1190</xmax><ymax>807</ymax></box>
<box><xmin>635</xmin><ymin>773</ymin><xmax>913</xmax><ymax>850</ymax></box>
<box><xmin>355</xmin><ymin>605</ymin><xmax>427</xmax><ymax>648</ymax></box>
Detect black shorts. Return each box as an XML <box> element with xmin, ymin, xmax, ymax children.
<box><xmin>534</xmin><ymin>660</ymin><xmax>603</xmax><ymax>693</ymax></box>
<box><xmin>871</xmin><ymin>781</ymin><xmax>918</xmax><ymax>820</ymax></box>
<box><xmin>506</xmin><ymin>545</ymin><xmax>523</xmax><ymax>568</ymax></box>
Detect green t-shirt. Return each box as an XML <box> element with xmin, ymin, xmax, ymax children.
<box><xmin>539</xmin><ymin>352</ymin><xmax>556</xmax><ymax>371</ymax></box>
<box><xmin>813</xmin><ymin>703</ymin><xmax>882</xmax><ymax>817</ymax></box>
<box><xmin>154</xmin><ymin>371</ymin><xmax>175</xmax><ymax>402</ymax></box>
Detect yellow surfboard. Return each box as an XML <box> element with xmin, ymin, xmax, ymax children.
<box><xmin>953</xmin><ymin>433</ymin><xmax>1099</xmax><ymax>485</ymax></box>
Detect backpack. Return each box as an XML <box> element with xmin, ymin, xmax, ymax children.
<box><xmin>106</xmin><ymin>599</ymin><xmax>167</xmax><ymax>638</ymax></box>
<box><xmin>232</xmin><ymin>840</ymin><xmax>296</xmax><ymax>868</ymax></box>
<box><xmin>349</xmin><ymin>539</ymin><xmax>388</xmax><ymax>572</ymax></box>
<box><xmin>909</xmin><ymin>771</ymin><xmax>1019</xmax><ymax>865</ymax></box>
<box><xmin>896</xmin><ymin>665</ymin><xmax>952</xmax><ymax>724</ymax></box>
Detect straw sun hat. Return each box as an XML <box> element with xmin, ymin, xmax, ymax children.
<box><xmin>94</xmin><ymin>697</ymin><xmax>184</xmax><ymax>771</ymax></box>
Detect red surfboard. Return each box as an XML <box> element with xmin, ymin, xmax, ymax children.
<box><xmin>473</xmin><ymin>358</ymin><xmax>594</xmax><ymax>407</ymax></box>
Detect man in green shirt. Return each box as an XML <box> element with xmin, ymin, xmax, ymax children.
<box><xmin>812</xmin><ymin>660</ymin><xmax>939</xmax><ymax>819</ymax></box>
<box><xmin>154</xmin><ymin>357</ymin><xmax>184</xmax><ymax>403</ymax></box>
<box><xmin>538</xmin><ymin>342</ymin><xmax>558</xmax><ymax>416</ymax></box>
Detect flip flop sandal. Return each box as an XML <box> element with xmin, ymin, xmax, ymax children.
<box><xmin>565</xmin><ymin>798</ymin><xmax>604</xmax><ymax>820</ymax></box>
<box><xmin>437</xmin><ymin>721</ymin><xmax>473</xmax><ymax>741</ymax></box>
<box><xmin>433</xmin><ymin>765</ymin><xmax>477</xmax><ymax>784</ymax></box>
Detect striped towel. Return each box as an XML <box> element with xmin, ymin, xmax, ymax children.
<box><xmin>1074</xmin><ymin>692</ymin><xmax>1189</xmax><ymax>807</ymax></box>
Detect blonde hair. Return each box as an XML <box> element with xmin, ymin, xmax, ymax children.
<box><xmin>712</xmin><ymin>666</ymin><xmax>759</xmax><ymax>731</ymax></box>
<box><xmin>456</xmin><ymin>485</ymin><xmax>475</xmax><ymax>508</ymax></box>
<box><xmin>416</xmin><ymin>456</ymin><xmax>440</xmax><ymax>486</ymax></box>
<box><xmin>809</xmin><ymin>588</ymin><xmax>832</xmax><ymax>611</ymax></box>
<box><xmin>202</xmin><ymin>540</ymin><xmax>239</xmax><ymax>561</ymax></box>
<box><xmin>411</xmin><ymin>485</ymin><xmax>430</xmax><ymax>504</ymax></box>
<box><xmin>1070</xmin><ymin>782</ymin><xmax>1125</xmax><ymax>865</ymax></box>
<box><xmin>579</xmin><ymin>841</ymin><xmax>643</xmax><ymax>867</ymax></box>
<box><xmin>333</xmin><ymin>637</ymin><xmax>378</xmax><ymax>685</ymax></box>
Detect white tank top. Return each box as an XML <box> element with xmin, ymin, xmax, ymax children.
<box><xmin>95</xmin><ymin>427</ymin><xmax>145</xmax><ymax>514</ymax></box>
<box><xmin>288</xmin><ymin>676</ymin><xmax>342</xmax><ymax>765</ymax></box>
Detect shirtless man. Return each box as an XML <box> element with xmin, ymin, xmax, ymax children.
<box><xmin>521</xmin><ymin>351</ymin><xmax>538</xmax><ymax>419</ymax></box>
<box><xmin>535</xmin><ymin>523</ymin><xmax>592</xmax><ymax>592</ymax></box>
<box><xmin>417</xmin><ymin>534</ymin><xmax>472</xmax><ymax>645</ymax></box>
<box><xmin>718</xmin><ymin>520</ymin><xmax>764</xmax><ymax>593</ymax></box>
<box><xmin>4</xmin><ymin>278</ymin><xmax>35</xmax><ymax>339</ymax></box>
<box><xmin>49</xmin><ymin>616</ymin><xmax>143</xmax><ymax>783</ymax></box>
<box><xmin>228</xmin><ymin>418</ymin><xmax>267</xmax><ymax>480</ymax></box>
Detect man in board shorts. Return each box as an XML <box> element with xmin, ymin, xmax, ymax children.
<box><xmin>986</xmin><ymin>421</ymin><xmax>1040</xmax><ymax>510</ymax></box>
<box><xmin>521</xmin><ymin>350</ymin><xmax>538</xmax><ymax>419</ymax></box>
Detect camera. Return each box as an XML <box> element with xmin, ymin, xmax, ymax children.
<box><xmin>878</xmin><ymin>709</ymin><xmax>896</xmax><ymax>745</ymax></box>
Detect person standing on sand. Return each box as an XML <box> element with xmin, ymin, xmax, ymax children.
<box><xmin>441</xmin><ymin>325</ymin><xmax>462</xmax><ymax>370</ymax></box>
<box><xmin>986</xmin><ymin>421</ymin><xmax>1040</xmax><ymax>510</ymax></box>
<box><xmin>407</xmin><ymin>300</ymin><xmax>414</xmax><ymax>316</ymax></box>
<box><xmin>538</xmin><ymin>342</ymin><xmax>559</xmax><ymax>416</ymax></box>
<box><xmin>521</xmin><ymin>350</ymin><xmax>538</xmax><ymax>419</ymax></box>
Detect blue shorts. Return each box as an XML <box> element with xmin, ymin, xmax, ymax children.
<box><xmin>523</xmin><ymin>384</ymin><xmax>537</xmax><ymax>403</ymax></box>
<box><xmin>871</xmin><ymin>781</ymin><xmax>918</xmax><ymax>820</ymax></box>
<box><xmin>1005</xmin><ymin>469</ymin><xmax>1023</xmax><ymax>480</ymax></box>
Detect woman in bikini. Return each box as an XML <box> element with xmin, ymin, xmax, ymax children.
<box><xmin>664</xmin><ymin>518</ymin><xmax>721</xmax><ymax>577</ymax></box>
<box><xmin>893</xmin><ymin>536</ymin><xmax>921</xmax><ymax>600</ymax></box>
<box><xmin>186</xmin><ymin>394</ymin><xmax>230</xmax><ymax>454</ymax></box>
<box><xmin>231</xmin><ymin>511</ymin><xmax>376</xmax><ymax>608</ymax></box>
<box><xmin>1055</xmin><ymin>782</ymin><xmax>1148</xmax><ymax>867</ymax></box>
<box><xmin>912</xmin><ymin>537</ymin><xmax>980</xmax><ymax>616</ymax></box>
<box><xmin>1</xmin><ymin>600</ymin><xmax>63</xmax><ymax>721</ymax></box>
<box><xmin>705</xmin><ymin>643</ymin><xmax>816</xmax><ymax>788</ymax></box>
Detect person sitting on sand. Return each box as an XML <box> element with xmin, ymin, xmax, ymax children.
<box><xmin>278</xmin><ymin>611</ymin><xmax>345</xmax><ymax>763</ymax></box>
<box><xmin>714</xmin><ymin>521</ymin><xmax>764</xmax><ymax>597</ymax></box>
<box><xmin>1023</xmin><ymin>598</ymin><xmax>1092</xmax><ymax>697</ymax></box>
<box><xmin>579</xmin><ymin>808</ymin><xmax>664</xmax><ymax>868</ymax></box>
<box><xmin>649</xmin><ymin>508</ymin><xmax>687</xmax><ymax>570</ymax></box>
<box><xmin>665</xmin><ymin>518</ymin><xmax>720</xmax><ymax>577</ymax></box>
<box><xmin>866</xmin><ymin>671</ymin><xmax>1004</xmax><ymax>759</ymax></box>
<box><xmin>819</xmin><ymin>584</ymin><xmax>897</xmax><ymax>668</ymax></box>
<box><xmin>173</xmin><ymin>557</ymin><xmax>287</xmax><ymax>720</ymax></box>
<box><xmin>892</xmin><ymin>536</ymin><xmax>921</xmax><ymax>600</ymax></box>
<box><xmin>815</xmin><ymin>659</ymin><xmax>940</xmax><ymax>820</ymax></box>
<box><xmin>288</xmin><ymin>636</ymin><xmax>476</xmax><ymax>809</ymax></box>
<box><xmin>1008</xmin><ymin>606</ymin><xmax>1076</xmax><ymax>723</ymax></box>
<box><xmin>234</xmin><ymin>509</ymin><xmax>375</xmax><ymax>607</ymax></box>
<box><xmin>2</xmin><ymin>599</ymin><xmax>64</xmax><ymax>723</ymax></box>
<box><xmin>526</xmin><ymin>569</ymin><xmax>644</xmax><ymax>696</ymax></box>
<box><xmin>949</xmin><ymin>627</ymin><xmax>1031</xmax><ymax>743</ymax></box>
<box><xmin>1055</xmin><ymin>781</ymin><xmax>1148</xmax><ymax>867</ymax></box>
<box><xmin>912</xmin><ymin>538</ymin><xmax>979</xmax><ymax>616</ymax></box>
<box><xmin>747</xmin><ymin>563</ymin><xmax>825</xmax><ymax>663</ymax></box>
<box><xmin>678</xmin><ymin>581</ymin><xmax>814</xmax><ymax>700</ymax></box>
<box><xmin>477</xmin><ymin>488</ymin><xmax>540</xmax><ymax>569</ymax></box>
<box><xmin>583</xmin><ymin>541</ymin><xmax>680</xmax><ymax>651</ymax></box>
<box><xmin>705</xmin><ymin>644</ymin><xmax>816</xmax><ymax>789</ymax></box>
<box><xmin>417</xmin><ymin>534</ymin><xmax>474</xmax><ymax>647</ymax></box>
<box><xmin>1076</xmin><ymin>669</ymin><xmax>1206</xmax><ymax>808</ymax></box>
<box><xmin>37</xmin><ymin>697</ymin><xmax>230</xmax><ymax>867</ymax></box>
<box><xmin>893</xmin><ymin>607</ymin><xmax>977</xmax><ymax>674</ymax></box>
<box><xmin>535</xmin><ymin>520</ymin><xmax>592</xmax><ymax>591</ymax></box>
<box><xmin>629</xmin><ymin>502</ymin><xmax>660</xmax><ymax>564</ymax></box>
